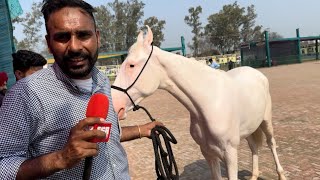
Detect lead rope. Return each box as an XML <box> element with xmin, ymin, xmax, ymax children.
<box><xmin>111</xmin><ymin>44</ymin><xmax>179</xmax><ymax>180</ymax></box>
<box><xmin>151</xmin><ymin>126</ymin><xmax>179</xmax><ymax>180</ymax></box>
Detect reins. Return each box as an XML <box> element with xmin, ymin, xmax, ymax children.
<box><xmin>111</xmin><ymin>44</ymin><xmax>179</xmax><ymax>180</ymax></box>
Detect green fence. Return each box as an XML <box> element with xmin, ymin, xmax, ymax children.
<box><xmin>241</xmin><ymin>29</ymin><xmax>320</xmax><ymax>68</ymax></box>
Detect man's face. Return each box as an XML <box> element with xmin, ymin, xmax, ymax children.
<box><xmin>0</xmin><ymin>81</ymin><xmax>7</xmax><ymax>94</ymax></box>
<box><xmin>45</xmin><ymin>7</ymin><xmax>100</xmax><ymax>79</ymax></box>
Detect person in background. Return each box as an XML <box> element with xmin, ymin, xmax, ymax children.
<box><xmin>12</xmin><ymin>50</ymin><xmax>47</xmax><ymax>81</ymax></box>
<box><xmin>0</xmin><ymin>72</ymin><xmax>8</xmax><ymax>107</ymax></box>
<box><xmin>0</xmin><ymin>0</ymin><xmax>162</xmax><ymax>179</ymax></box>
<box><xmin>228</xmin><ymin>60</ymin><xmax>234</xmax><ymax>70</ymax></box>
<box><xmin>208</xmin><ymin>58</ymin><xmax>220</xmax><ymax>69</ymax></box>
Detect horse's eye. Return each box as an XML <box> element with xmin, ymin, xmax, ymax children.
<box><xmin>130</xmin><ymin>64</ymin><xmax>134</xmax><ymax>68</ymax></box>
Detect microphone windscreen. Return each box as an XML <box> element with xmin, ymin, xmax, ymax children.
<box><xmin>86</xmin><ymin>93</ymin><xmax>109</xmax><ymax>119</ymax></box>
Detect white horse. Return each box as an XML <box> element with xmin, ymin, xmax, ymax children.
<box><xmin>111</xmin><ymin>26</ymin><xmax>286</xmax><ymax>180</ymax></box>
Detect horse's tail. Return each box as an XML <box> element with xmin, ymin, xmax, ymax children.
<box><xmin>252</xmin><ymin>127</ymin><xmax>264</xmax><ymax>148</ymax></box>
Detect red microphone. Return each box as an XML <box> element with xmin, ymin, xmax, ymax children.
<box><xmin>86</xmin><ymin>93</ymin><xmax>112</xmax><ymax>142</ymax></box>
<box><xmin>83</xmin><ymin>93</ymin><xmax>112</xmax><ymax>180</ymax></box>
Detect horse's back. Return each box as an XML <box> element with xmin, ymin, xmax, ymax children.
<box><xmin>227</xmin><ymin>66</ymin><xmax>269</xmax><ymax>90</ymax></box>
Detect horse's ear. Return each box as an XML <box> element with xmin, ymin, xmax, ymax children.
<box><xmin>137</xmin><ymin>30</ymin><xmax>144</xmax><ymax>45</ymax></box>
<box><xmin>144</xmin><ymin>25</ymin><xmax>153</xmax><ymax>46</ymax></box>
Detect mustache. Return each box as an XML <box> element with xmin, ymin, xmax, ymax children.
<box><xmin>63</xmin><ymin>52</ymin><xmax>91</xmax><ymax>62</ymax></box>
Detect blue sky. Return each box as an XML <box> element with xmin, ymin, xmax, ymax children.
<box><xmin>14</xmin><ymin>0</ymin><xmax>320</xmax><ymax>52</ymax></box>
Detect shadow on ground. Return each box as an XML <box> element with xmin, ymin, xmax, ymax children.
<box><xmin>179</xmin><ymin>160</ymin><xmax>266</xmax><ymax>180</ymax></box>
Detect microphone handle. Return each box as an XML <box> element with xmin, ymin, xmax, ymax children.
<box><xmin>83</xmin><ymin>156</ymin><xmax>93</xmax><ymax>180</ymax></box>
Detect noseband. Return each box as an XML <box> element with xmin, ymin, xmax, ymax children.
<box><xmin>111</xmin><ymin>44</ymin><xmax>155</xmax><ymax>121</ymax></box>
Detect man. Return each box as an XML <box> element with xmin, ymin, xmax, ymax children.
<box><xmin>12</xmin><ymin>50</ymin><xmax>47</xmax><ymax>81</ymax></box>
<box><xmin>208</xmin><ymin>58</ymin><xmax>220</xmax><ymax>69</ymax></box>
<box><xmin>0</xmin><ymin>0</ymin><xmax>161</xmax><ymax>179</ymax></box>
<box><xmin>228</xmin><ymin>60</ymin><xmax>234</xmax><ymax>70</ymax></box>
<box><xmin>0</xmin><ymin>71</ymin><xmax>8</xmax><ymax>106</ymax></box>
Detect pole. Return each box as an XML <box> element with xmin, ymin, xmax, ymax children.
<box><xmin>181</xmin><ymin>36</ymin><xmax>186</xmax><ymax>56</ymax></box>
<box><xmin>296</xmin><ymin>28</ymin><xmax>302</xmax><ymax>63</ymax></box>
<box><xmin>316</xmin><ymin>39</ymin><xmax>319</xmax><ymax>60</ymax></box>
<box><xmin>265</xmin><ymin>31</ymin><xmax>271</xmax><ymax>67</ymax></box>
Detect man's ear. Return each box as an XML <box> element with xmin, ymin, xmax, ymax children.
<box><xmin>96</xmin><ymin>30</ymin><xmax>101</xmax><ymax>48</ymax></box>
<box><xmin>45</xmin><ymin>35</ymin><xmax>52</xmax><ymax>54</ymax></box>
<box><xmin>14</xmin><ymin>70</ymin><xmax>24</xmax><ymax>81</ymax></box>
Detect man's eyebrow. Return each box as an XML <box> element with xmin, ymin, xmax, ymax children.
<box><xmin>75</xmin><ymin>30</ymin><xmax>94</xmax><ymax>34</ymax></box>
<box><xmin>53</xmin><ymin>31</ymin><xmax>70</xmax><ymax>37</ymax></box>
<box><xmin>53</xmin><ymin>30</ymin><xmax>93</xmax><ymax>35</ymax></box>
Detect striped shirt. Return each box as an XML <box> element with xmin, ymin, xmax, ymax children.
<box><xmin>0</xmin><ymin>63</ymin><xmax>130</xmax><ymax>179</ymax></box>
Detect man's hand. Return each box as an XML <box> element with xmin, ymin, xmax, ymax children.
<box><xmin>57</xmin><ymin>117</ymin><xmax>107</xmax><ymax>169</ymax></box>
<box><xmin>139</xmin><ymin>121</ymin><xmax>164</xmax><ymax>138</ymax></box>
<box><xmin>17</xmin><ymin>117</ymin><xmax>107</xmax><ymax>180</ymax></box>
<box><xmin>120</xmin><ymin>120</ymin><xmax>164</xmax><ymax>142</ymax></box>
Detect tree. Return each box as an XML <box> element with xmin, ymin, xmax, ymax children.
<box><xmin>108</xmin><ymin>0</ymin><xmax>145</xmax><ymax>51</ymax></box>
<box><xmin>241</xmin><ymin>5</ymin><xmax>263</xmax><ymax>43</ymax></box>
<box><xmin>95</xmin><ymin>5</ymin><xmax>115</xmax><ymax>52</ymax></box>
<box><xmin>204</xmin><ymin>2</ymin><xmax>262</xmax><ymax>53</ymax></box>
<box><xmin>205</xmin><ymin>2</ymin><xmax>244</xmax><ymax>53</ymax></box>
<box><xmin>143</xmin><ymin>16</ymin><xmax>166</xmax><ymax>47</ymax></box>
<box><xmin>108</xmin><ymin>0</ymin><xmax>127</xmax><ymax>51</ymax></box>
<box><xmin>125</xmin><ymin>0</ymin><xmax>145</xmax><ymax>49</ymax></box>
<box><xmin>17</xmin><ymin>2</ymin><xmax>43</xmax><ymax>51</ymax></box>
<box><xmin>197</xmin><ymin>36</ymin><xmax>221</xmax><ymax>56</ymax></box>
<box><xmin>184</xmin><ymin>6</ymin><xmax>202</xmax><ymax>57</ymax></box>
<box><xmin>268</xmin><ymin>31</ymin><xmax>283</xmax><ymax>40</ymax></box>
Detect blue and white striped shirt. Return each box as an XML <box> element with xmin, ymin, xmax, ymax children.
<box><xmin>0</xmin><ymin>63</ymin><xmax>130</xmax><ymax>179</ymax></box>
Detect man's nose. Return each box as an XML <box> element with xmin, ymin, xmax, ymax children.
<box><xmin>69</xmin><ymin>36</ymin><xmax>83</xmax><ymax>52</ymax></box>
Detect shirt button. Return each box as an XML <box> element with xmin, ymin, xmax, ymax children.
<box><xmin>113</xmin><ymin>164</ymin><xmax>116</xmax><ymax>168</ymax></box>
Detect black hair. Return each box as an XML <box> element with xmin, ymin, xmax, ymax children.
<box><xmin>12</xmin><ymin>50</ymin><xmax>47</xmax><ymax>72</ymax></box>
<box><xmin>41</xmin><ymin>0</ymin><xmax>96</xmax><ymax>32</ymax></box>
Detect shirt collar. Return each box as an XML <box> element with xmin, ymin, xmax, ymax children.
<box><xmin>52</xmin><ymin>63</ymin><xmax>108</xmax><ymax>92</ymax></box>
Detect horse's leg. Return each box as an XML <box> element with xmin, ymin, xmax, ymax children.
<box><xmin>260</xmin><ymin>121</ymin><xmax>286</xmax><ymax>180</ymax></box>
<box><xmin>246</xmin><ymin>135</ymin><xmax>260</xmax><ymax>180</ymax></box>
<box><xmin>224</xmin><ymin>145</ymin><xmax>238</xmax><ymax>180</ymax></box>
<box><xmin>201</xmin><ymin>148</ymin><xmax>222</xmax><ymax>180</ymax></box>
<box><xmin>261</xmin><ymin>96</ymin><xmax>286</xmax><ymax>180</ymax></box>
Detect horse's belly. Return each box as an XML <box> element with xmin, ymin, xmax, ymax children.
<box><xmin>238</xmin><ymin>100</ymin><xmax>266</xmax><ymax>138</ymax></box>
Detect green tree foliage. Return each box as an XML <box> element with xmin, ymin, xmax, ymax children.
<box><xmin>197</xmin><ymin>36</ymin><xmax>221</xmax><ymax>56</ymax></box>
<box><xmin>125</xmin><ymin>0</ymin><xmax>145</xmax><ymax>49</ymax></box>
<box><xmin>17</xmin><ymin>2</ymin><xmax>43</xmax><ymax>51</ymax></box>
<box><xmin>184</xmin><ymin>6</ymin><xmax>202</xmax><ymax>57</ymax></box>
<box><xmin>269</xmin><ymin>31</ymin><xmax>283</xmax><ymax>40</ymax></box>
<box><xmin>143</xmin><ymin>16</ymin><xmax>166</xmax><ymax>47</ymax></box>
<box><xmin>205</xmin><ymin>2</ymin><xmax>263</xmax><ymax>54</ymax></box>
<box><xmin>95</xmin><ymin>5</ymin><xmax>115</xmax><ymax>52</ymax></box>
<box><xmin>241</xmin><ymin>5</ymin><xmax>263</xmax><ymax>43</ymax></box>
<box><xmin>108</xmin><ymin>0</ymin><xmax>127</xmax><ymax>51</ymax></box>
<box><xmin>107</xmin><ymin>0</ymin><xmax>145</xmax><ymax>51</ymax></box>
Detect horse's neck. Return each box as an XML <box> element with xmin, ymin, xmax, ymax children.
<box><xmin>154</xmin><ymin>47</ymin><xmax>222</xmax><ymax>115</ymax></box>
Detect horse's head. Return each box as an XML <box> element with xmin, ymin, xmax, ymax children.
<box><xmin>111</xmin><ymin>26</ymin><xmax>162</xmax><ymax>120</ymax></box>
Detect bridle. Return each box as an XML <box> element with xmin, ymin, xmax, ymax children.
<box><xmin>111</xmin><ymin>44</ymin><xmax>179</xmax><ymax>180</ymax></box>
<box><xmin>111</xmin><ymin>44</ymin><xmax>155</xmax><ymax>121</ymax></box>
